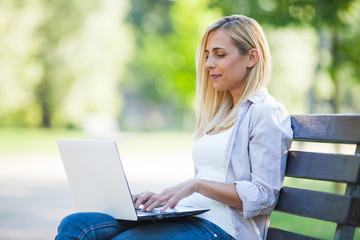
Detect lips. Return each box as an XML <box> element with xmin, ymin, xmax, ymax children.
<box><xmin>210</xmin><ymin>74</ymin><xmax>222</xmax><ymax>80</ymax></box>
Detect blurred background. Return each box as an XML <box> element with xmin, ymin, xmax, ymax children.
<box><xmin>0</xmin><ymin>0</ymin><xmax>359</xmax><ymax>239</ymax></box>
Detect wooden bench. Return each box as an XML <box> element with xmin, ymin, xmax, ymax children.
<box><xmin>267</xmin><ymin>114</ymin><xmax>360</xmax><ymax>240</ymax></box>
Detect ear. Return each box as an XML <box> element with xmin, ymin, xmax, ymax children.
<box><xmin>246</xmin><ymin>48</ymin><xmax>259</xmax><ymax>68</ymax></box>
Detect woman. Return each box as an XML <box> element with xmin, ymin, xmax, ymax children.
<box><xmin>56</xmin><ymin>15</ymin><xmax>293</xmax><ymax>240</ymax></box>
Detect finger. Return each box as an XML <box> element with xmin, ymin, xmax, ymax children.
<box><xmin>160</xmin><ymin>198</ymin><xmax>179</xmax><ymax>212</ymax></box>
<box><xmin>170</xmin><ymin>201</ymin><xmax>179</xmax><ymax>209</ymax></box>
<box><xmin>134</xmin><ymin>192</ymin><xmax>155</xmax><ymax>209</ymax></box>
<box><xmin>134</xmin><ymin>195</ymin><xmax>150</xmax><ymax>209</ymax></box>
<box><xmin>142</xmin><ymin>195</ymin><xmax>158</xmax><ymax>211</ymax></box>
<box><xmin>145</xmin><ymin>199</ymin><xmax>165</xmax><ymax>212</ymax></box>
<box><xmin>144</xmin><ymin>194</ymin><xmax>167</xmax><ymax>212</ymax></box>
<box><xmin>132</xmin><ymin>194</ymin><xmax>140</xmax><ymax>203</ymax></box>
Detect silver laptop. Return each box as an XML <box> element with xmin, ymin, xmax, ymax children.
<box><xmin>57</xmin><ymin>139</ymin><xmax>209</xmax><ymax>221</ymax></box>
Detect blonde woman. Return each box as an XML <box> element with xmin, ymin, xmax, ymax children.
<box><xmin>56</xmin><ymin>15</ymin><xmax>293</xmax><ymax>240</ymax></box>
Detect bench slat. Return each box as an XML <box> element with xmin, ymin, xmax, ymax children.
<box><xmin>267</xmin><ymin>227</ymin><xmax>323</xmax><ymax>240</ymax></box>
<box><xmin>334</xmin><ymin>145</ymin><xmax>360</xmax><ymax>239</ymax></box>
<box><xmin>291</xmin><ymin>114</ymin><xmax>360</xmax><ymax>143</ymax></box>
<box><xmin>270</xmin><ymin>115</ymin><xmax>360</xmax><ymax>239</ymax></box>
<box><xmin>286</xmin><ymin>151</ymin><xmax>360</xmax><ymax>183</ymax></box>
<box><xmin>275</xmin><ymin>187</ymin><xmax>360</xmax><ymax>226</ymax></box>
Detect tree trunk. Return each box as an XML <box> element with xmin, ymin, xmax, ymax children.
<box><xmin>36</xmin><ymin>77</ymin><xmax>52</xmax><ymax>128</ymax></box>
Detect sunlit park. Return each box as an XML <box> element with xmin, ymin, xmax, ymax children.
<box><xmin>1</xmin><ymin>0</ymin><xmax>360</xmax><ymax>239</ymax></box>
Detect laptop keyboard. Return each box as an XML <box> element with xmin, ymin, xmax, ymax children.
<box><xmin>136</xmin><ymin>208</ymin><xmax>177</xmax><ymax>216</ymax></box>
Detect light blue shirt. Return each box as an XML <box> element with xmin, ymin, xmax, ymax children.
<box><xmin>225</xmin><ymin>88</ymin><xmax>293</xmax><ymax>240</ymax></box>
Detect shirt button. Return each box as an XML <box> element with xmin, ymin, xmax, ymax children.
<box><xmin>214</xmin><ymin>234</ymin><xmax>218</xmax><ymax>237</ymax></box>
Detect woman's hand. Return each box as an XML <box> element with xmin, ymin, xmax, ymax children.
<box><xmin>141</xmin><ymin>179</ymin><xmax>198</xmax><ymax>212</ymax></box>
<box><xmin>133</xmin><ymin>179</ymin><xmax>243</xmax><ymax>212</ymax></box>
<box><xmin>132</xmin><ymin>191</ymin><xmax>156</xmax><ymax>210</ymax></box>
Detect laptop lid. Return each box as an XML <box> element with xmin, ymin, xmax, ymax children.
<box><xmin>57</xmin><ymin>139</ymin><xmax>209</xmax><ymax>221</ymax></box>
<box><xmin>57</xmin><ymin>139</ymin><xmax>138</xmax><ymax>220</ymax></box>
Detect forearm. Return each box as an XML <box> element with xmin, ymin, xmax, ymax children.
<box><xmin>137</xmin><ymin>178</ymin><xmax>243</xmax><ymax>212</ymax></box>
<box><xmin>194</xmin><ymin>179</ymin><xmax>243</xmax><ymax>210</ymax></box>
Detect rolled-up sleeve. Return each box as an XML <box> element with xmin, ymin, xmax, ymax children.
<box><xmin>234</xmin><ymin>105</ymin><xmax>292</xmax><ymax>219</ymax></box>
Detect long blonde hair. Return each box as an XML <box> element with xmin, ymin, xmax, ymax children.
<box><xmin>194</xmin><ymin>15</ymin><xmax>271</xmax><ymax>139</ymax></box>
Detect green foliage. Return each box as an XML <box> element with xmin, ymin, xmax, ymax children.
<box><xmin>0</xmin><ymin>0</ymin><xmax>130</xmax><ymax>128</ymax></box>
<box><xmin>0</xmin><ymin>0</ymin><xmax>359</xmax><ymax>129</ymax></box>
<box><xmin>121</xmin><ymin>0</ymin><xmax>360</xmax><ymax>131</ymax></box>
<box><xmin>33</xmin><ymin>0</ymin><xmax>98</xmax><ymax>127</ymax></box>
<box><xmin>211</xmin><ymin>0</ymin><xmax>360</xmax><ymax>114</ymax></box>
<box><xmin>0</xmin><ymin>0</ymin><xmax>95</xmax><ymax>127</ymax></box>
<box><xmin>122</xmin><ymin>0</ymin><xmax>222</xmax><ymax>130</ymax></box>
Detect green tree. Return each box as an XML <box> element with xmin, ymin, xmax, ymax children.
<box><xmin>0</xmin><ymin>0</ymin><xmax>130</xmax><ymax>128</ymax></box>
<box><xmin>211</xmin><ymin>0</ymin><xmax>360</xmax><ymax>114</ymax></box>
<box><xmin>123</xmin><ymin>0</ymin><xmax>222</xmax><ymax>130</ymax></box>
<box><xmin>0</xmin><ymin>0</ymin><xmax>95</xmax><ymax>127</ymax></box>
<box><xmin>0</xmin><ymin>0</ymin><xmax>44</xmax><ymax>127</ymax></box>
<box><xmin>34</xmin><ymin>0</ymin><xmax>96</xmax><ymax>127</ymax></box>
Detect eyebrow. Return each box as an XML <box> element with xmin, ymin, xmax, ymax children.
<box><xmin>205</xmin><ymin>47</ymin><xmax>226</xmax><ymax>53</ymax></box>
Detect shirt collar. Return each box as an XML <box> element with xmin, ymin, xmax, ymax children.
<box><xmin>247</xmin><ymin>88</ymin><xmax>268</xmax><ymax>104</ymax></box>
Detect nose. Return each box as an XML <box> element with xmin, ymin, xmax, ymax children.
<box><xmin>205</xmin><ymin>56</ymin><xmax>215</xmax><ymax>69</ymax></box>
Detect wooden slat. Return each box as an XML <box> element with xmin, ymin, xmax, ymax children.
<box><xmin>291</xmin><ymin>114</ymin><xmax>360</xmax><ymax>143</ymax></box>
<box><xmin>274</xmin><ymin>187</ymin><xmax>360</xmax><ymax>226</ymax></box>
<box><xmin>334</xmin><ymin>145</ymin><xmax>360</xmax><ymax>239</ymax></box>
<box><xmin>286</xmin><ymin>151</ymin><xmax>360</xmax><ymax>183</ymax></box>
<box><xmin>334</xmin><ymin>225</ymin><xmax>357</xmax><ymax>240</ymax></box>
<box><xmin>349</xmin><ymin>196</ymin><xmax>360</xmax><ymax>226</ymax></box>
<box><xmin>271</xmin><ymin>115</ymin><xmax>360</xmax><ymax>239</ymax></box>
<box><xmin>267</xmin><ymin>227</ymin><xmax>323</xmax><ymax>240</ymax></box>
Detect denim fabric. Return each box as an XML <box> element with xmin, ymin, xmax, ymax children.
<box><xmin>56</xmin><ymin>212</ymin><xmax>235</xmax><ymax>240</ymax></box>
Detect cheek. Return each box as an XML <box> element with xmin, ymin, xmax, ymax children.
<box><xmin>227</xmin><ymin>60</ymin><xmax>247</xmax><ymax>81</ymax></box>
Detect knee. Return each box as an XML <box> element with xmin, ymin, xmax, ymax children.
<box><xmin>57</xmin><ymin>212</ymin><xmax>117</xmax><ymax>239</ymax></box>
<box><xmin>58</xmin><ymin>212</ymin><xmax>85</xmax><ymax>230</ymax></box>
<box><xmin>57</xmin><ymin>213</ymin><xmax>89</xmax><ymax>239</ymax></box>
<box><xmin>58</xmin><ymin>212</ymin><xmax>117</xmax><ymax>230</ymax></box>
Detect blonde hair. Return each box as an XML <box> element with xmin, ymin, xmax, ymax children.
<box><xmin>194</xmin><ymin>15</ymin><xmax>271</xmax><ymax>139</ymax></box>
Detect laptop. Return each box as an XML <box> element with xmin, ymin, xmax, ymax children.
<box><xmin>56</xmin><ymin>139</ymin><xmax>209</xmax><ymax>221</ymax></box>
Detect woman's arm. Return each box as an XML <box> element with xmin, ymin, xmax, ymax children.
<box><xmin>135</xmin><ymin>179</ymin><xmax>243</xmax><ymax>212</ymax></box>
<box><xmin>232</xmin><ymin>104</ymin><xmax>293</xmax><ymax>219</ymax></box>
<box><xmin>195</xmin><ymin>179</ymin><xmax>243</xmax><ymax>209</ymax></box>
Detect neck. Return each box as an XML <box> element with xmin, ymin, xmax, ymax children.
<box><xmin>230</xmin><ymin>88</ymin><xmax>244</xmax><ymax>105</ymax></box>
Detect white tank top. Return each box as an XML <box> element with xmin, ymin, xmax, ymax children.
<box><xmin>178</xmin><ymin>127</ymin><xmax>235</xmax><ymax>237</ymax></box>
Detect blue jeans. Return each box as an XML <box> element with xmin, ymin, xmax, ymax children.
<box><xmin>56</xmin><ymin>212</ymin><xmax>235</xmax><ymax>240</ymax></box>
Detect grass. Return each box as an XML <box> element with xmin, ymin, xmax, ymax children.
<box><xmin>1</xmin><ymin>127</ymin><xmax>359</xmax><ymax>239</ymax></box>
<box><xmin>0</xmin><ymin>128</ymin><xmax>194</xmax><ymax>155</ymax></box>
<box><xmin>0</xmin><ymin>127</ymin><xmax>86</xmax><ymax>155</ymax></box>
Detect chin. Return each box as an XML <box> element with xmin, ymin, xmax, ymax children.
<box><xmin>212</xmin><ymin>84</ymin><xmax>228</xmax><ymax>92</ymax></box>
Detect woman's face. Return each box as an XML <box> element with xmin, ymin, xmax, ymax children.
<box><xmin>205</xmin><ymin>29</ymin><xmax>252</xmax><ymax>102</ymax></box>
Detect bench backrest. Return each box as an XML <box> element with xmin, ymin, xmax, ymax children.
<box><xmin>267</xmin><ymin>114</ymin><xmax>360</xmax><ymax>240</ymax></box>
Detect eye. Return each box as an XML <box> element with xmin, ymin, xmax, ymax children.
<box><xmin>217</xmin><ymin>54</ymin><xmax>226</xmax><ymax>58</ymax></box>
